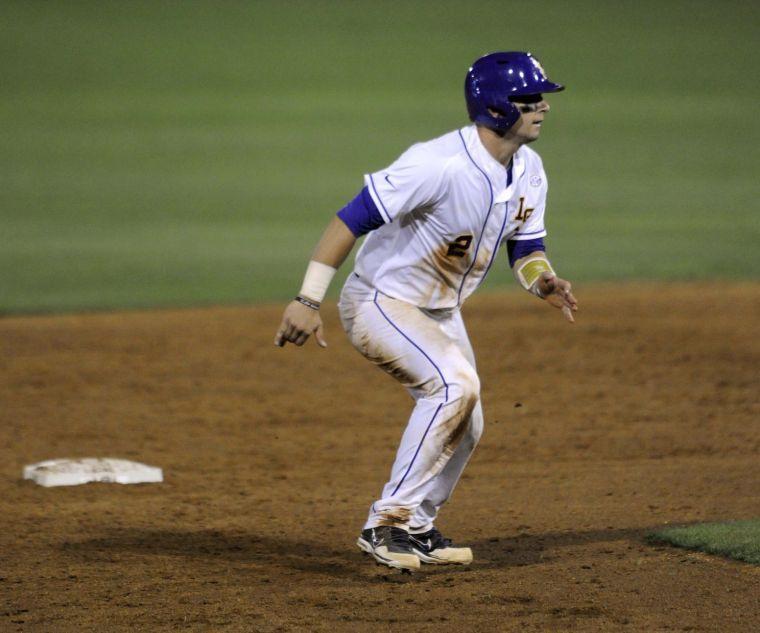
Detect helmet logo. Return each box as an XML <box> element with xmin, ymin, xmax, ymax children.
<box><xmin>531</xmin><ymin>58</ymin><xmax>547</xmax><ymax>79</ymax></box>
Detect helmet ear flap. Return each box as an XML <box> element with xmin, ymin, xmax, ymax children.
<box><xmin>465</xmin><ymin>71</ymin><xmax>522</xmax><ymax>131</ymax></box>
<box><xmin>486</xmin><ymin>102</ymin><xmax>521</xmax><ymax>131</ymax></box>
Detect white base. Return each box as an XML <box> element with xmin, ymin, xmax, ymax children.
<box><xmin>23</xmin><ymin>458</ymin><xmax>163</xmax><ymax>487</ymax></box>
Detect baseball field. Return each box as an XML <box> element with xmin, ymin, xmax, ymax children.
<box><xmin>1</xmin><ymin>1</ymin><xmax>759</xmax><ymax>631</ymax></box>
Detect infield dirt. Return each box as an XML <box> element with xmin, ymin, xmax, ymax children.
<box><xmin>1</xmin><ymin>283</ymin><xmax>758</xmax><ymax>632</ymax></box>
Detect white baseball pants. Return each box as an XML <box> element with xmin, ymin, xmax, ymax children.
<box><xmin>338</xmin><ymin>274</ymin><xmax>484</xmax><ymax>532</ymax></box>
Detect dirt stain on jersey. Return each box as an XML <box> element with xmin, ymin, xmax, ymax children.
<box><xmin>358</xmin><ymin>328</ymin><xmax>426</xmax><ymax>388</ymax></box>
<box><xmin>354</xmin><ymin>298</ymin><xmax>439</xmax><ymax>390</ymax></box>
<box><xmin>431</xmin><ymin>242</ymin><xmax>467</xmax><ymax>290</ymax></box>
<box><xmin>443</xmin><ymin>407</ymin><xmax>472</xmax><ymax>456</ymax></box>
<box><xmin>441</xmin><ymin>391</ymin><xmax>477</xmax><ymax>457</ymax></box>
<box><xmin>357</xmin><ymin>328</ymin><xmax>384</xmax><ymax>364</ymax></box>
<box><xmin>415</xmin><ymin>241</ymin><xmax>471</xmax><ymax>307</ymax></box>
<box><xmin>380</xmin><ymin>358</ymin><xmax>425</xmax><ymax>389</ymax></box>
<box><xmin>471</xmin><ymin>247</ymin><xmax>492</xmax><ymax>274</ymax></box>
<box><xmin>416</xmin><ymin>380</ymin><xmax>480</xmax><ymax>482</ymax></box>
<box><xmin>376</xmin><ymin>507</ymin><xmax>413</xmax><ymax>527</ymax></box>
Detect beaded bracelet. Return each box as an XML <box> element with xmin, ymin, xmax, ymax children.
<box><xmin>295</xmin><ymin>295</ymin><xmax>321</xmax><ymax>310</ymax></box>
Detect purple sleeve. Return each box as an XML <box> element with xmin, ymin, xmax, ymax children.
<box><xmin>336</xmin><ymin>187</ymin><xmax>386</xmax><ymax>237</ymax></box>
<box><xmin>507</xmin><ymin>238</ymin><xmax>545</xmax><ymax>267</ymax></box>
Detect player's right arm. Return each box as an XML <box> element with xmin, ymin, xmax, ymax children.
<box><xmin>274</xmin><ymin>216</ymin><xmax>356</xmax><ymax>348</ymax></box>
<box><xmin>274</xmin><ymin>183</ymin><xmax>391</xmax><ymax>348</ymax></box>
<box><xmin>275</xmin><ymin>147</ymin><xmax>444</xmax><ymax>348</ymax></box>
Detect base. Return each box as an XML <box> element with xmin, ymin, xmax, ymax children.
<box><xmin>23</xmin><ymin>458</ymin><xmax>163</xmax><ymax>487</ymax></box>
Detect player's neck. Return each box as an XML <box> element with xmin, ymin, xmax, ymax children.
<box><xmin>476</xmin><ymin>126</ymin><xmax>521</xmax><ymax>167</ymax></box>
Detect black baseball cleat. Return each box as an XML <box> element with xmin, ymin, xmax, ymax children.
<box><xmin>357</xmin><ymin>526</ymin><xmax>420</xmax><ymax>571</ymax></box>
<box><xmin>408</xmin><ymin>527</ymin><xmax>473</xmax><ymax>565</ymax></box>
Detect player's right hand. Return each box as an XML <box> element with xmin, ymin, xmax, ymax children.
<box><xmin>274</xmin><ymin>300</ymin><xmax>328</xmax><ymax>348</ymax></box>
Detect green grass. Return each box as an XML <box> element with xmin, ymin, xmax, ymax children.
<box><xmin>648</xmin><ymin>520</ymin><xmax>760</xmax><ymax>565</ymax></box>
<box><xmin>1</xmin><ymin>1</ymin><xmax>759</xmax><ymax>312</ymax></box>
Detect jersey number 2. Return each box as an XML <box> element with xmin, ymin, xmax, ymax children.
<box><xmin>447</xmin><ymin>234</ymin><xmax>473</xmax><ymax>257</ymax></box>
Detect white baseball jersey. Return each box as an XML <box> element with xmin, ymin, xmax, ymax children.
<box><xmin>354</xmin><ymin>124</ymin><xmax>549</xmax><ymax>309</ymax></box>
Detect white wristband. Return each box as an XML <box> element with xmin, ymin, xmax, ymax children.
<box><xmin>299</xmin><ymin>260</ymin><xmax>337</xmax><ymax>303</ymax></box>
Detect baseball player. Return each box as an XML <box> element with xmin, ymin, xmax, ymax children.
<box><xmin>274</xmin><ymin>52</ymin><xmax>577</xmax><ymax>572</ymax></box>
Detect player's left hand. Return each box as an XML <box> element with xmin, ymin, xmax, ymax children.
<box><xmin>537</xmin><ymin>272</ymin><xmax>578</xmax><ymax>323</ymax></box>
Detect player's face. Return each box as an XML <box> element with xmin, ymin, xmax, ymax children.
<box><xmin>511</xmin><ymin>97</ymin><xmax>550</xmax><ymax>143</ymax></box>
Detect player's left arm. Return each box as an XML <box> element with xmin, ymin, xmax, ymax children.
<box><xmin>508</xmin><ymin>240</ymin><xmax>578</xmax><ymax>323</ymax></box>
